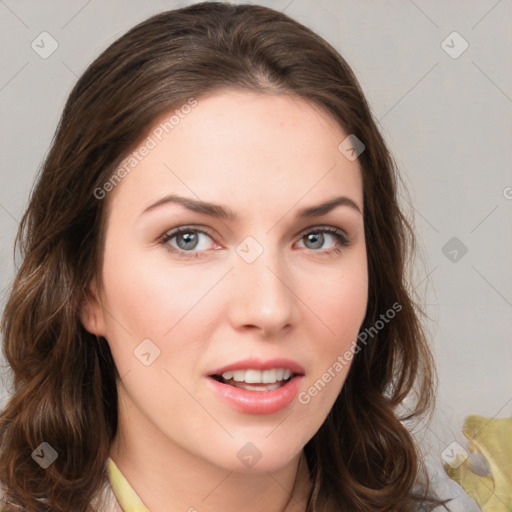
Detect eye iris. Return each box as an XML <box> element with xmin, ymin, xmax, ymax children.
<box><xmin>177</xmin><ymin>232</ymin><xmax>198</xmax><ymax>250</ymax></box>
<box><xmin>305</xmin><ymin>232</ymin><xmax>324</xmax><ymax>250</ymax></box>
<box><xmin>170</xmin><ymin>229</ymin><xmax>338</xmax><ymax>253</ymax></box>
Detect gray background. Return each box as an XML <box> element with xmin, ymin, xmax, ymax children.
<box><xmin>1</xmin><ymin>0</ymin><xmax>511</xmax><ymax>462</ymax></box>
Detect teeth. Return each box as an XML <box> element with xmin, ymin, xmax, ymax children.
<box><xmin>231</xmin><ymin>382</ymin><xmax>282</xmax><ymax>391</ymax></box>
<box><xmin>221</xmin><ymin>368</ymin><xmax>294</xmax><ymax>384</ymax></box>
<box><xmin>262</xmin><ymin>369</ymin><xmax>276</xmax><ymax>383</ymax></box>
<box><xmin>232</xmin><ymin>370</ymin><xmax>246</xmax><ymax>382</ymax></box>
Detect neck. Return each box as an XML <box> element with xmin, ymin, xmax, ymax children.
<box><xmin>109</xmin><ymin>396</ymin><xmax>311</xmax><ymax>512</ymax></box>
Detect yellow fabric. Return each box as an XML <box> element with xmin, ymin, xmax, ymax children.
<box><xmin>444</xmin><ymin>416</ymin><xmax>512</xmax><ymax>512</ymax></box>
<box><xmin>106</xmin><ymin>457</ymin><xmax>150</xmax><ymax>512</ymax></box>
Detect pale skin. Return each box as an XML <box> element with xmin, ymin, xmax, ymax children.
<box><xmin>80</xmin><ymin>89</ymin><xmax>368</xmax><ymax>512</ymax></box>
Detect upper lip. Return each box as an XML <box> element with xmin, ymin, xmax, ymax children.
<box><xmin>208</xmin><ymin>357</ymin><xmax>305</xmax><ymax>376</ymax></box>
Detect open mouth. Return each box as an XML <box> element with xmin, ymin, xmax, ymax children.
<box><xmin>210</xmin><ymin>369</ymin><xmax>298</xmax><ymax>392</ymax></box>
<box><xmin>206</xmin><ymin>365</ymin><xmax>305</xmax><ymax>414</ymax></box>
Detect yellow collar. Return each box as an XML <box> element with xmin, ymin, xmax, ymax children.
<box><xmin>106</xmin><ymin>457</ymin><xmax>150</xmax><ymax>512</ymax></box>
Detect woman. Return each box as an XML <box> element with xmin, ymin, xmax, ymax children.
<box><xmin>0</xmin><ymin>2</ymin><xmax>480</xmax><ymax>511</ymax></box>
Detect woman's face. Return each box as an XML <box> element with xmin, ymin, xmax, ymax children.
<box><xmin>82</xmin><ymin>89</ymin><xmax>368</xmax><ymax>473</ymax></box>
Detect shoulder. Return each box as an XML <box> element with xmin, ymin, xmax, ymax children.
<box><xmin>90</xmin><ymin>476</ymin><xmax>124</xmax><ymax>512</ymax></box>
<box><xmin>418</xmin><ymin>454</ymin><xmax>481</xmax><ymax>512</ymax></box>
<box><xmin>1</xmin><ymin>477</ymin><xmax>122</xmax><ymax>512</ymax></box>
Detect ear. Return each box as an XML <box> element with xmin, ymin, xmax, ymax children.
<box><xmin>79</xmin><ymin>277</ymin><xmax>107</xmax><ymax>337</ymax></box>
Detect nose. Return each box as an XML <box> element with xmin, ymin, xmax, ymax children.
<box><xmin>227</xmin><ymin>243</ymin><xmax>300</xmax><ymax>337</ymax></box>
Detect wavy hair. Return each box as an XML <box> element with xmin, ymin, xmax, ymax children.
<box><xmin>1</xmin><ymin>2</ymin><xmax>443</xmax><ymax>510</ymax></box>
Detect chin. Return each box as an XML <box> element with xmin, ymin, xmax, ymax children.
<box><xmin>209</xmin><ymin>441</ymin><xmax>305</xmax><ymax>474</ymax></box>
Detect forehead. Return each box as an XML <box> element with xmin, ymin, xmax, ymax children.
<box><xmin>106</xmin><ymin>89</ymin><xmax>364</xmax><ymax>221</ymax></box>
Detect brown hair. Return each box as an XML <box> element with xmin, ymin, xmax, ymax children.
<box><xmin>0</xmin><ymin>2</ymin><xmax>444</xmax><ymax>511</ymax></box>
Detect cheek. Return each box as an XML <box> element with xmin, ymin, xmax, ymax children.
<box><xmin>101</xmin><ymin>243</ymin><xmax>212</xmax><ymax>336</ymax></box>
<box><xmin>99</xmin><ymin>242</ymin><xmax>224</xmax><ymax>379</ymax></box>
<box><xmin>300</xmin><ymin>252</ymin><xmax>368</xmax><ymax>342</ymax></box>
<box><xmin>298</xmin><ymin>250</ymin><xmax>368</xmax><ymax>401</ymax></box>
<box><xmin>323</xmin><ymin>273</ymin><xmax>367</xmax><ymax>324</ymax></box>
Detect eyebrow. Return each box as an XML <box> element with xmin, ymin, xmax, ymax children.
<box><xmin>140</xmin><ymin>193</ymin><xmax>362</xmax><ymax>219</ymax></box>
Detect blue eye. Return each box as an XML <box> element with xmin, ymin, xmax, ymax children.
<box><xmin>160</xmin><ymin>226</ymin><xmax>217</xmax><ymax>256</ymax></box>
<box><xmin>159</xmin><ymin>225</ymin><xmax>351</xmax><ymax>258</ymax></box>
<box><xmin>297</xmin><ymin>227</ymin><xmax>350</xmax><ymax>253</ymax></box>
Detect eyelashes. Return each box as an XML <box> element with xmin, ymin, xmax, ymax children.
<box><xmin>158</xmin><ymin>225</ymin><xmax>352</xmax><ymax>259</ymax></box>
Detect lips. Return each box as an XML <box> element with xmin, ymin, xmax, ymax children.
<box><xmin>208</xmin><ymin>357</ymin><xmax>305</xmax><ymax>377</ymax></box>
<box><xmin>206</xmin><ymin>373</ymin><xmax>305</xmax><ymax>414</ymax></box>
<box><xmin>206</xmin><ymin>357</ymin><xmax>305</xmax><ymax>414</ymax></box>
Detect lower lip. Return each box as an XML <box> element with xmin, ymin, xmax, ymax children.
<box><xmin>206</xmin><ymin>375</ymin><xmax>304</xmax><ymax>415</ymax></box>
